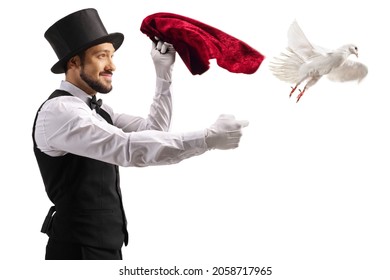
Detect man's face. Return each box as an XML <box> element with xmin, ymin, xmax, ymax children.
<box><xmin>79</xmin><ymin>42</ymin><xmax>116</xmax><ymax>94</ymax></box>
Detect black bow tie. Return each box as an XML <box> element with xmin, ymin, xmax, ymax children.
<box><xmin>90</xmin><ymin>95</ymin><xmax>103</xmax><ymax>112</ymax></box>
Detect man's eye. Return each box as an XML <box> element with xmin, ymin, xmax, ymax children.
<box><xmin>98</xmin><ymin>54</ymin><xmax>106</xmax><ymax>59</ymax></box>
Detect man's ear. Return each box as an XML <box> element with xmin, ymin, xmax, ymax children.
<box><xmin>67</xmin><ymin>55</ymin><xmax>81</xmax><ymax>70</ymax></box>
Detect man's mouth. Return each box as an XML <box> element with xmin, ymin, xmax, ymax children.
<box><xmin>100</xmin><ymin>72</ymin><xmax>113</xmax><ymax>80</ymax></box>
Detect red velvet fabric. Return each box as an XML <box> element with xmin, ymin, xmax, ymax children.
<box><xmin>140</xmin><ymin>12</ymin><xmax>265</xmax><ymax>75</ymax></box>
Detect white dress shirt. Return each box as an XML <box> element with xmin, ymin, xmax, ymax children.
<box><xmin>34</xmin><ymin>79</ymin><xmax>207</xmax><ymax>167</ymax></box>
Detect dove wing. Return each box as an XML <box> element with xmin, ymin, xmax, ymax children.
<box><xmin>327</xmin><ymin>60</ymin><xmax>368</xmax><ymax>82</ymax></box>
<box><xmin>268</xmin><ymin>48</ymin><xmax>304</xmax><ymax>84</ymax></box>
<box><xmin>288</xmin><ymin>20</ymin><xmax>316</xmax><ymax>59</ymax></box>
<box><xmin>269</xmin><ymin>21</ymin><xmax>317</xmax><ymax>84</ymax></box>
<box><xmin>269</xmin><ymin>20</ymin><xmax>331</xmax><ymax>84</ymax></box>
<box><xmin>288</xmin><ymin>20</ymin><xmax>329</xmax><ymax>60</ymax></box>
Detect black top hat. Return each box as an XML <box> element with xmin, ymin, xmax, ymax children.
<box><xmin>45</xmin><ymin>8</ymin><xmax>124</xmax><ymax>74</ymax></box>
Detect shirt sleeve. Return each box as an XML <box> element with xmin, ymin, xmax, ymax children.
<box><xmin>106</xmin><ymin>78</ymin><xmax>173</xmax><ymax>132</ymax></box>
<box><xmin>34</xmin><ymin>95</ymin><xmax>208</xmax><ymax>167</ymax></box>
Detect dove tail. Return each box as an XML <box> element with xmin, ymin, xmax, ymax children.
<box><xmin>269</xmin><ymin>48</ymin><xmax>304</xmax><ymax>84</ymax></box>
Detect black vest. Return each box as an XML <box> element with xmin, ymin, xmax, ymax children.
<box><xmin>33</xmin><ymin>90</ymin><xmax>128</xmax><ymax>249</ymax></box>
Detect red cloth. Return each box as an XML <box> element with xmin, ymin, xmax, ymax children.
<box><xmin>140</xmin><ymin>12</ymin><xmax>265</xmax><ymax>75</ymax></box>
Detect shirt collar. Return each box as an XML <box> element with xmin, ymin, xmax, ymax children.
<box><xmin>59</xmin><ymin>80</ymin><xmax>93</xmax><ymax>105</ymax></box>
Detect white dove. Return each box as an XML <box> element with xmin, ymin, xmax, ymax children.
<box><xmin>269</xmin><ymin>20</ymin><xmax>368</xmax><ymax>102</ymax></box>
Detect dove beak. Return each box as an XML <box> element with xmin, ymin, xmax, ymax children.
<box><xmin>355</xmin><ymin>53</ymin><xmax>359</xmax><ymax>58</ymax></box>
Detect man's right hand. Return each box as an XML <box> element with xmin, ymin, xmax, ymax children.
<box><xmin>205</xmin><ymin>114</ymin><xmax>249</xmax><ymax>150</ymax></box>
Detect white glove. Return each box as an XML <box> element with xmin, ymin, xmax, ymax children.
<box><xmin>205</xmin><ymin>114</ymin><xmax>249</xmax><ymax>150</ymax></box>
<box><xmin>151</xmin><ymin>37</ymin><xmax>176</xmax><ymax>82</ymax></box>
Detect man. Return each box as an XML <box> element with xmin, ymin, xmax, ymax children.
<box><xmin>32</xmin><ymin>8</ymin><xmax>249</xmax><ymax>260</ymax></box>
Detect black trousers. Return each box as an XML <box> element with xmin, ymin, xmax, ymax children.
<box><xmin>45</xmin><ymin>238</ymin><xmax>122</xmax><ymax>260</ymax></box>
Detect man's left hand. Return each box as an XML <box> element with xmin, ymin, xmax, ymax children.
<box><xmin>151</xmin><ymin>37</ymin><xmax>176</xmax><ymax>82</ymax></box>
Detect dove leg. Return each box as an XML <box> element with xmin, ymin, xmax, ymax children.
<box><xmin>290</xmin><ymin>76</ymin><xmax>308</xmax><ymax>97</ymax></box>
<box><xmin>296</xmin><ymin>77</ymin><xmax>320</xmax><ymax>102</ymax></box>
<box><xmin>289</xmin><ymin>84</ymin><xmax>300</xmax><ymax>97</ymax></box>
<box><xmin>296</xmin><ymin>88</ymin><xmax>306</xmax><ymax>102</ymax></box>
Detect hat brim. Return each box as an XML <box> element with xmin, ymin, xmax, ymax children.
<box><xmin>50</xmin><ymin>32</ymin><xmax>124</xmax><ymax>74</ymax></box>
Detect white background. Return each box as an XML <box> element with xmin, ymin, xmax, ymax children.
<box><xmin>1</xmin><ymin>0</ymin><xmax>389</xmax><ymax>279</ymax></box>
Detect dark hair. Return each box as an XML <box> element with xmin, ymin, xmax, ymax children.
<box><xmin>78</xmin><ymin>51</ymin><xmax>86</xmax><ymax>65</ymax></box>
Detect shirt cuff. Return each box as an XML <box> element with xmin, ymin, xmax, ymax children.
<box><xmin>181</xmin><ymin>130</ymin><xmax>208</xmax><ymax>151</ymax></box>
